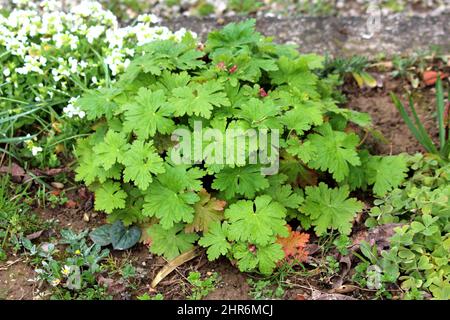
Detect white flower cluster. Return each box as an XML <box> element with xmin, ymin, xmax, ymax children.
<box><xmin>0</xmin><ymin>0</ymin><xmax>196</xmax><ymax>119</ymax></box>
<box><xmin>63</xmin><ymin>96</ymin><xmax>85</xmax><ymax>119</ymax></box>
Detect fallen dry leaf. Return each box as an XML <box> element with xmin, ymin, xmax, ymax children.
<box><xmin>26</xmin><ymin>230</ymin><xmax>44</xmax><ymax>240</ymax></box>
<box><xmin>295</xmin><ymin>294</ymin><xmax>306</xmax><ymax>300</ymax></box>
<box><xmin>185</xmin><ymin>189</ymin><xmax>226</xmax><ymax>233</ymax></box>
<box><xmin>0</xmin><ymin>163</ymin><xmax>25</xmax><ymax>182</ymax></box>
<box><xmin>51</xmin><ymin>182</ymin><xmax>64</xmax><ymax>189</ymax></box>
<box><xmin>311</xmin><ymin>290</ymin><xmax>357</xmax><ymax>300</ymax></box>
<box><xmin>276</xmin><ymin>225</ymin><xmax>309</xmax><ymax>263</ymax></box>
<box><xmin>65</xmin><ymin>200</ymin><xmax>77</xmax><ymax>209</ymax></box>
<box><xmin>423</xmin><ymin>70</ymin><xmax>448</xmax><ymax>86</ymax></box>
<box><xmin>151</xmin><ymin>248</ymin><xmax>199</xmax><ymax>288</ymax></box>
<box><xmin>97</xmin><ymin>275</ymin><xmax>127</xmax><ymax>296</ymax></box>
<box><xmin>329</xmin><ymin>284</ymin><xmax>358</xmax><ymax>294</ymax></box>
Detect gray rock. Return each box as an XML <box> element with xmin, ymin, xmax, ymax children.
<box><xmin>162</xmin><ymin>14</ymin><xmax>450</xmax><ymax>57</ymax></box>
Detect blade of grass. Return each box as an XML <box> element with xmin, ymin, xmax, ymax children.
<box><xmin>442</xmin><ymin>140</ymin><xmax>450</xmax><ymax>159</ymax></box>
<box><xmin>391</xmin><ymin>93</ymin><xmax>437</xmax><ymax>154</ymax></box>
<box><xmin>435</xmin><ymin>77</ymin><xmax>445</xmax><ymax>152</ymax></box>
<box><xmin>46</xmin><ymin>133</ymin><xmax>91</xmax><ymax>148</ymax></box>
<box><xmin>0</xmin><ymin>97</ymin><xmax>29</xmax><ymax>104</ymax></box>
<box><xmin>0</xmin><ymin>107</ymin><xmax>41</xmax><ymax>125</ymax></box>
<box><xmin>407</xmin><ymin>96</ymin><xmax>439</xmax><ymax>154</ymax></box>
<box><xmin>0</xmin><ymin>135</ymin><xmax>37</xmax><ymax>144</ymax></box>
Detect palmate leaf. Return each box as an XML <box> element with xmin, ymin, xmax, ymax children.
<box><xmin>156</xmin><ymin>163</ymin><xmax>205</xmax><ymax>192</ymax></box>
<box><xmin>198</xmin><ymin>221</ymin><xmax>231</xmax><ymax>260</ymax></box>
<box><xmin>122</xmin><ymin>140</ymin><xmax>165</xmax><ymax>191</ymax></box>
<box><xmin>94</xmin><ymin>181</ymin><xmax>127</xmax><ymax>214</ymax></box>
<box><xmin>142</xmin><ymin>164</ymin><xmax>204</xmax><ymax>229</ymax></box>
<box><xmin>232</xmin><ymin>242</ymin><xmax>285</xmax><ymax>275</ymax></box>
<box><xmin>169</xmin><ymin>80</ymin><xmax>230</xmax><ymax>119</ymax></box>
<box><xmin>366</xmin><ymin>155</ymin><xmax>408</xmax><ymax>197</ymax></box>
<box><xmin>345</xmin><ymin>150</ymin><xmax>371</xmax><ymax>191</ymax></box>
<box><xmin>236</xmin><ymin>98</ymin><xmax>283</xmax><ymax>130</ymax></box>
<box><xmin>93</xmin><ymin>130</ymin><xmax>129</xmax><ymax>170</ymax></box>
<box><xmin>206</xmin><ymin>19</ymin><xmax>261</xmax><ymax>52</ymax></box>
<box><xmin>300</xmin><ymin>123</ymin><xmax>361</xmax><ymax>182</ymax></box>
<box><xmin>185</xmin><ymin>189</ymin><xmax>226</xmax><ymax>233</ymax></box>
<box><xmin>300</xmin><ymin>183</ymin><xmax>363</xmax><ymax>236</ymax></box>
<box><xmin>344</xmin><ymin>152</ymin><xmax>408</xmax><ymax>196</ymax></box>
<box><xmin>138</xmin><ymin>35</ymin><xmax>204</xmax><ymax>69</ymax></box>
<box><xmin>279</xmin><ymin>152</ymin><xmax>319</xmax><ymax>187</ymax></box>
<box><xmin>75</xmin><ymin>137</ymin><xmax>122</xmax><ymax>185</ymax></box>
<box><xmin>281</xmin><ymin>101</ymin><xmax>324</xmax><ymax>135</ymax></box>
<box><xmin>147</xmin><ymin>224</ymin><xmax>199</xmax><ymax>260</ymax></box>
<box><xmin>210</xmin><ymin>52</ymin><xmax>278</xmax><ymax>85</ymax></box>
<box><xmin>263</xmin><ymin>174</ymin><xmax>304</xmax><ymax>210</ymax></box>
<box><xmin>75</xmin><ymin>159</ymin><xmax>122</xmax><ymax>186</ymax></box>
<box><xmin>269</xmin><ymin>56</ymin><xmax>320</xmax><ymax>98</ymax></box>
<box><xmin>212</xmin><ymin>165</ymin><xmax>270</xmax><ymax>199</ymax></box>
<box><xmin>286</xmin><ymin>137</ymin><xmax>315</xmax><ymax>164</ymax></box>
<box><xmin>264</xmin><ymin>183</ymin><xmax>304</xmax><ymax>210</ymax></box>
<box><xmin>225</xmin><ymin>195</ymin><xmax>288</xmax><ymax>246</ymax></box>
<box><xmin>142</xmin><ymin>183</ymin><xmax>199</xmax><ymax>229</ymax></box>
<box><xmin>106</xmin><ymin>185</ymin><xmax>145</xmax><ymax>226</ymax></box>
<box><xmin>123</xmin><ymin>88</ymin><xmax>175</xmax><ymax>139</ymax></box>
<box><xmin>76</xmin><ymin>87</ymin><xmax>122</xmax><ymax>120</ymax></box>
<box><xmin>152</xmin><ymin>71</ymin><xmax>191</xmax><ymax>93</ymax></box>
<box><xmin>120</xmin><ymin>37</ymin><xmax>205</xmax><ymax>83</ymax></box>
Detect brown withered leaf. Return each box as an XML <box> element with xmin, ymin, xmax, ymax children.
<box><xmin>97</xmin><ymin>275</ymin><xmax>127</xmax><ymax>296</ymax></box>
<box><xmin>30</xmin><ymin>167</ymin><xmax>70</xmax><ymax>177</ymax></box>
<box><xmin>65</xmin><ymin>200</ymin><xmax>78</xmax><ymax>209</ymax></box>
<box><xmin>276</xmin><ymin>225</ymin><xmax>310</xmax><ymax>263</ymax></box>
<box><xmin>329</xmin><ymin>285</ymin><xmax>358</xmax><ymax>294</ymax></box>
<box><xmin>26</xmin><ymin>230</ymin><xmax>44</xmax><ymax>240</ymax></box>
<box><xmin>0</xmin><ymin>163</ymin><xmax>25</xmax><ymax>182</ymax></box>
<box><xmin>351</xmin><ymin>223</ymin><xmax>403</xmax><ymax>252</ymax></box>
<box><xmin>185</xmin><ymin>189</ymin><xmax>226</xmax><ymax>233</ymax></box>
<box><xmin>423</xmin><ymin>70</ymin><xmax>448</xmax><ymax>86</ymax></box>
<box><xmin>311</xmin><ymin>290</ymin><xmax>358</xmax><ymax>300</ymax></box>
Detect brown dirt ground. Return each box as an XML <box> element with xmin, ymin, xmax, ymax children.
<box><xmin>0</xmin><ymin>260</ymin><xmax>36</xmax><ymax>300</ymax></box>
<box><xmin>345</xmin><ymin>73</ymin><xmax>441</xmax><ymax>155</ymax></box>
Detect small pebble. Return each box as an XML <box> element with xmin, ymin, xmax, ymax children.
<box><xmin>51</xmin><ymin>182</ymin><xmax>64</xmax><ymax>189</ymax></box>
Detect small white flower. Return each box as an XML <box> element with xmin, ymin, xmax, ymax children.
<box><xmin>68</xmin><ymin>57</ymin><xmax>78</xmax><ymax>73</ymax></box>
<box><xmin>86</xmin><ymin>25</ymin><xmax>105</xmax><ymax>44</ymax></box>
<box><xmin>3</xmin><ymin>67</ymin><xmax>11</xmax><ymax>77</ymax></box>
<box><xmin>31</xmin><ymin>146</ymin><xmax>43</xmax><ymax>156</ymax></box>
<box><xmin>50</xmin><ymin>278</ymin><xmax>60</xmax><ymax>287</ymax></box>
<box><xmin>137</xmin><ymin>14</ymin><xmax>161</xmax><ymax>24</ymax></box>
<box><xmin>63</xmin><ymin>96</ymin><xmax>85</xmax><ymax>119</ymax></box>
<box><xmin>61</xmin><ymin>265</ymin><xmax>71</xmax><ymax>276</ymax></box>
<box><xmin>79</xmin><ymin>60</ymin><xmax>88</xmax><ymax>69</ymax></box>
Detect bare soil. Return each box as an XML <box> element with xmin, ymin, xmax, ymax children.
<box><xmin>345</xmin><ymin>74</ymin><xmax>440</xmax><ymax>155</ymax></box>
<box><xmin>0</xmin><ymin>260</ymin><xmax>36</xmax><ymax>300</ymax></box>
